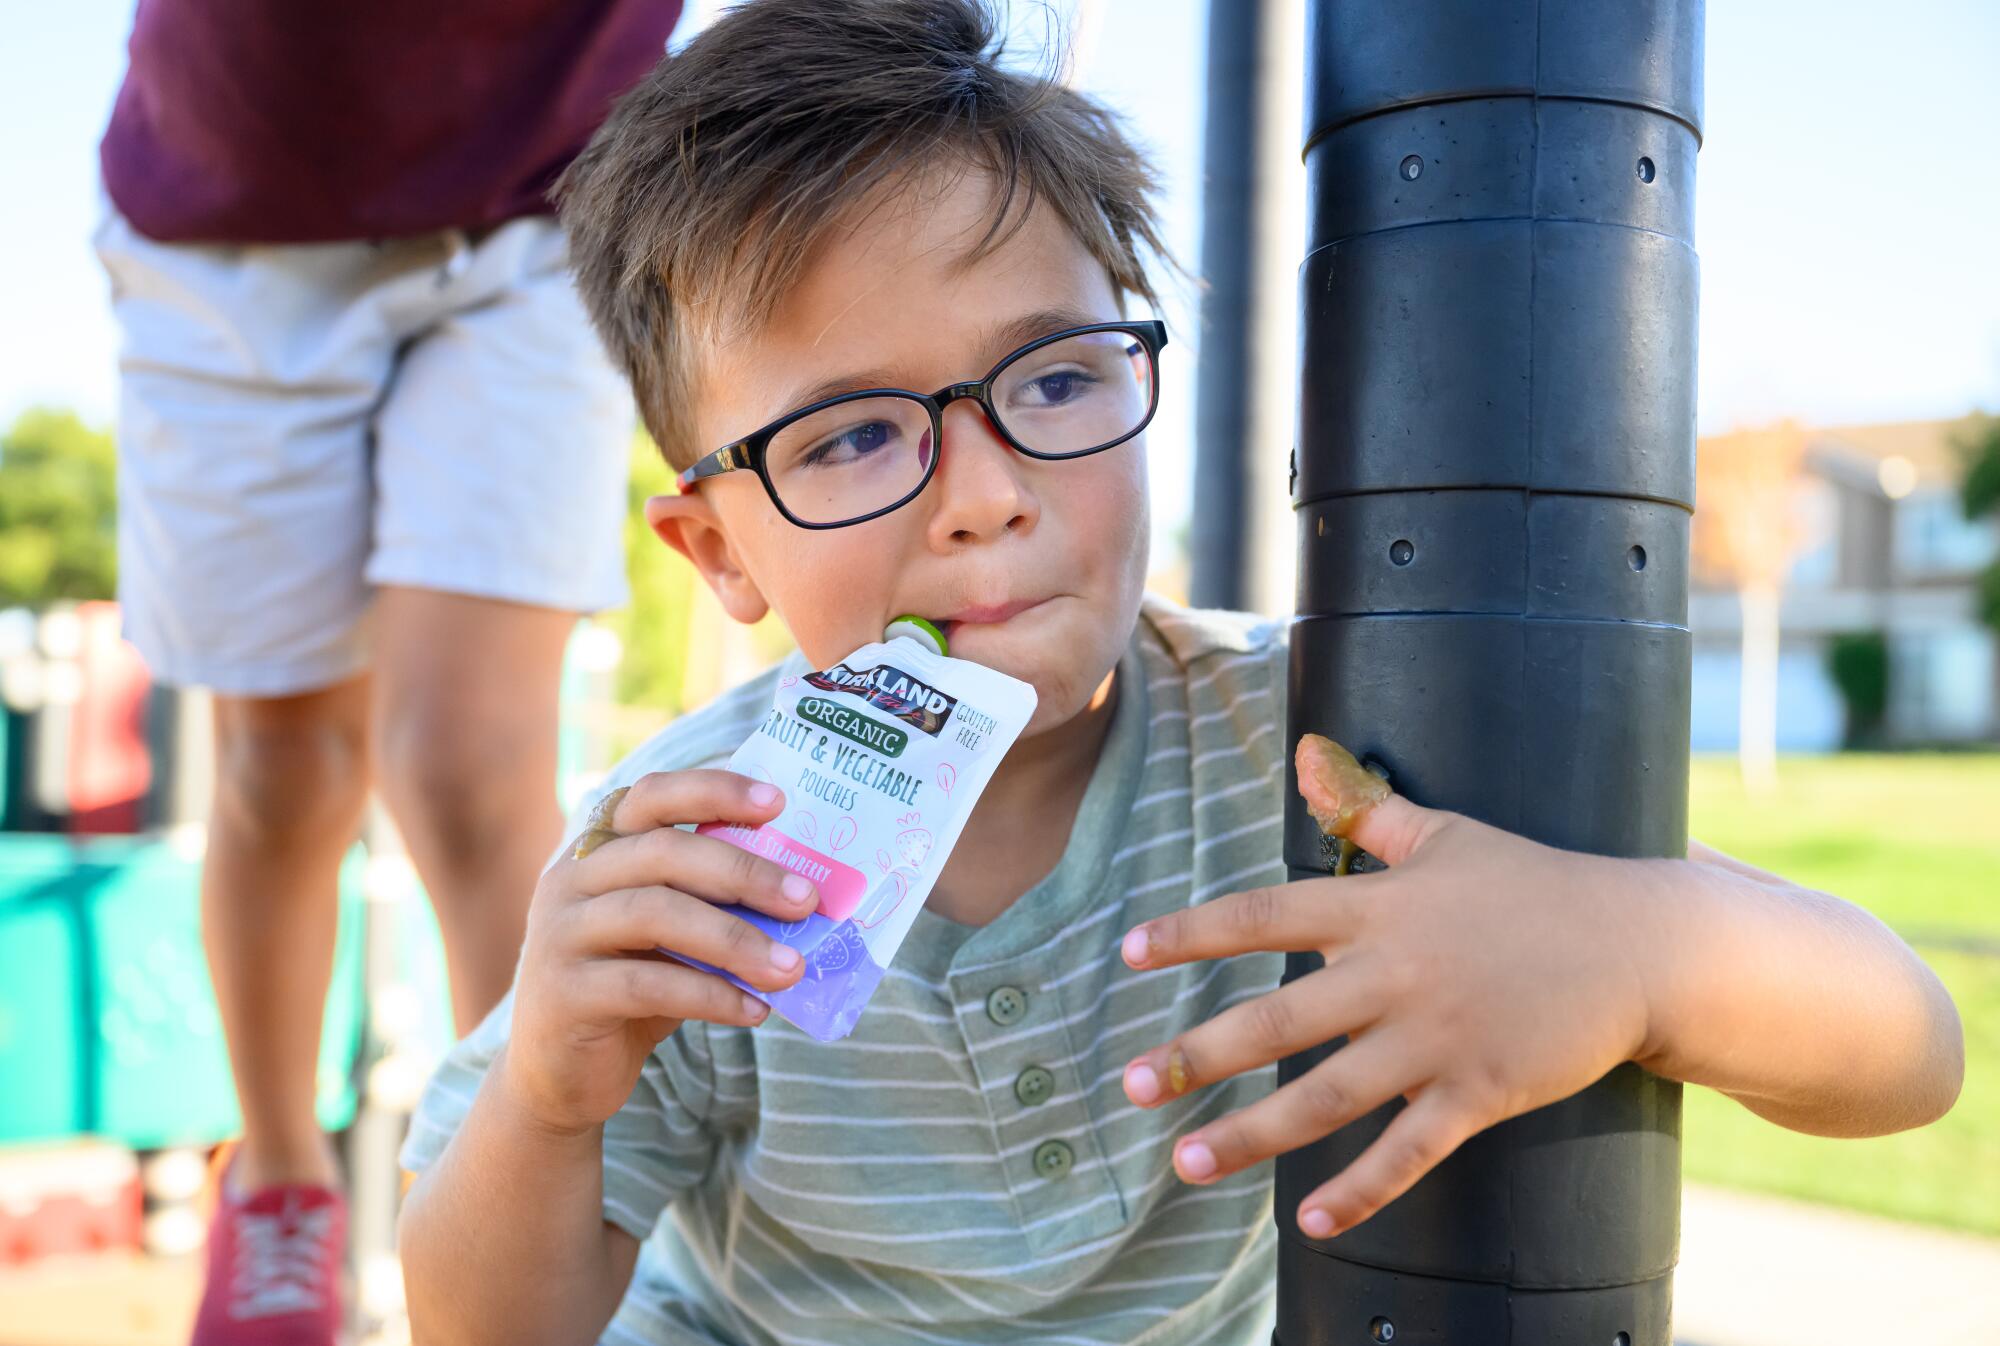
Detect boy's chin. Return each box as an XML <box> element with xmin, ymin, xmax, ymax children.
<box><xmin>1018</xmin><ymin>688</ymin><xmax>1106</xmax><ymax>741</ymax></box>
<box><xmin>993</xmin><ymin>654</ymin><xmax>1123</xmax><ymax>743</ymax></box>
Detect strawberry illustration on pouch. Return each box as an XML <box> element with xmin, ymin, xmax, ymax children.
<box><xmin>895</xmin><ymin>827</ymin><xmax>933</xmax><ymax>869</ymax></box>
<box><xmin>811</xmin><ymin>930</ymin><xmax>852</xmax><ymax>975</ymax></box>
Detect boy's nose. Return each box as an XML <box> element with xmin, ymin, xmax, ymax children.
<box><xmin>924</xmin><ymin>399</ymin><xmax>1040</xmax><ymax>546</ymax></box>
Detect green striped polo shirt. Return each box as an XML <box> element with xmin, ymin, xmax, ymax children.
<box><xmin>402</xmin><ymin>594</ymin><xmax>1297</xmax><ymax>1345</ymax></box>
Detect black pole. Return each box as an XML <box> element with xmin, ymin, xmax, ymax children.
<box><xmin>1189</xmin><ymin>0</ymin><xmax>1264</xmax><ymax>611</ymax></box>
<box><xmin>1280</xmin><ymin>3</ymin><xmax>1702</xmax><ymax>1343</ymax></box>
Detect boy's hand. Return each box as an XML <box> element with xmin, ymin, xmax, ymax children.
<box><xmin>1118</xmin><ymin>785</ymin><xmax>1664</xmax><ymax>1241</ymax></box>
<box><xmin>501</xmin><ymin>770</ymin><xmax>820</xmax><ymax>1138</ymax></box>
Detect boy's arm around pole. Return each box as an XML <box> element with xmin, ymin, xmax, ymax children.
<box><xmin>1647</xmin><ymin>838</ymin><xmax>1965</xmax><ymax>1137</ymax></box>
<box><xmin>1119</xmin><ymin>779</ymin><xmax>1965</xmax><ymax>1232</ymax></box>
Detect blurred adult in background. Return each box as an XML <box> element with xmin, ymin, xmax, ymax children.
<box><xmin>92</xmin><ymin>3</ymin><xmax>683</xmax><ymax>1341</ymax></box>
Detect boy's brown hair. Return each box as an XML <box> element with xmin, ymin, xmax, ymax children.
<box><xmin>557</xmin><ymin>0</ymin><xmax>1170</xmax><ymax>469</ymax></box>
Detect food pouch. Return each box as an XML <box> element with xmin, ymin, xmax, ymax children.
<box><xmin>678</xmin><ymin>617</ymin><xmax>1037</xmax><ymax>1041</ymax></box>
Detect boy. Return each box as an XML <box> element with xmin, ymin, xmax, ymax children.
<box><xmin>397</xmin><ymin>3</ymin><xmax>1964</xmax><ymax>1344</ymax></box>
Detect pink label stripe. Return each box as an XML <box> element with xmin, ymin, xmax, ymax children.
<box><xmin>697</xmin><ymin>822</ymin><xmax>871</xmax><ymax>921</ymax></box>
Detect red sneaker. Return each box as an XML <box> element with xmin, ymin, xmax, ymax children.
<box><xmin>190</xmin><ymin>1161</ymin><xmax>346</xmax><ymax>1346</ymax></box>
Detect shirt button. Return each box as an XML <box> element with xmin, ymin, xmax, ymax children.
<box><xmin>1032</xmin><ymin>1140</ymin><xmax>1074</xmax><ymax>1181</ymax></box>
<box><xmin>1014</xmin><ymin>1065</ymin><xmax>1055</xmax><ymax>1106</ymax></box>
<box><xmin>986</xmin><ymin>985</ymin><xmax>1028</xmax><ymax>1026</ymax></box>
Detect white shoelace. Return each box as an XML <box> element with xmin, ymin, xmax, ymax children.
<box><xmin>229</xmin><ymin>1195</ymin><xmax>336</xmax><ymax>1320</ymax></box>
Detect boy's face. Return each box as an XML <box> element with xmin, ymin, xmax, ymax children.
<box><xmin>652</xmin><ymin>168</ymin><xmax>1151</xmax><ymax>738</ymax></box>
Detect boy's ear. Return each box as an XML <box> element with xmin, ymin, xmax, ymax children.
<box><xmin>645</xmin><ymin>492</ymin><xmax>771</xmax><ymax>626</ymax></box>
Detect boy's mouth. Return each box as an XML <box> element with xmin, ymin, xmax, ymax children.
<box><xmin>936</xmin><ymin>597</ymin><xmax>1049</xmax><ymax>635</ymax></box>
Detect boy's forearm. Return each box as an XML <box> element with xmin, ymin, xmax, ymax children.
<box><xmin>1633</xmin><ymin>846</ymin><xmax>1964</xmax><ymax>1136</ymax></box>
<box><xmin>399</xmin><ymin>1047</ymin><xmax>636</xmax><ymax>1346</ymax></box>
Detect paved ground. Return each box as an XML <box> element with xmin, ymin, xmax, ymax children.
<box><xmin>3</xmin><ymin>1184</ymin><xmax>1996</xmax><ymax>1345</ymax></box>
<box><xmin>1673</xmin><ymin>1184</ymin><xmax>2000</xmax><ymax>1346</ymax></box>
<box><xmin>0</xmin><ymin>1253</ymin><xmax>198</xmax><ymax>1346</ymax></box>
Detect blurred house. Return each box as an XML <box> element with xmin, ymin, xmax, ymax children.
<box><xmin>1691</xmin><ymin>415</ymin><xmax>1999</xmax><ymax>750</ymax></box>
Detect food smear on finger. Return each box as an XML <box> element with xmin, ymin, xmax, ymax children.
<box><xmin>570</xmin><ymin>785</ymin><xmax>632</xmax><ymax>859</ymax></box>
<box><xmin>1296</xmin><ymin>733</ymin><xmax>1390</xmax><ymax>875</ymax></box>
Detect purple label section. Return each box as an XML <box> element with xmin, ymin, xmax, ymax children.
<box><xmin>672</xmin><ymin>908</ymin><xmax>885</xmax><ymax>1043</ymax></box>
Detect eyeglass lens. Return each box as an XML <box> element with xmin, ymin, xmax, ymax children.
<box><xmin>764</xmin><ymin>329</ymin><xmax>1153</xmax><ymax>525</ymax></box>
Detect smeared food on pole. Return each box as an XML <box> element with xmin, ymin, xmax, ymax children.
<box><xmin>1296</xmin><ymin>734</ymin><xmax>1390</xmax><ymax>876</ymax></box>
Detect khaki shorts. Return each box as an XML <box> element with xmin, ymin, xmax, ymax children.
<box><xmin>95</xmin><ymin>205</ymin><xmax>633</xmax><ymax>697</ymax></box>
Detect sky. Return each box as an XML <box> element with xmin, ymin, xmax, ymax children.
<box><xmin>3</xmin><ymin>0</ymin><xmax>1997</xmax><ymax>564</ymax></box>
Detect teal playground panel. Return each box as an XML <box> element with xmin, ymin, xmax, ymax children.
<box><xmin>0</xmin><ymin>833</ymin><xmax>368</xmax><ymax>1149</ymax></box>
<box><xmin>0</xmin><ymin>618</ymin><xmax>595</xmax><ymax>1147</ymax></box>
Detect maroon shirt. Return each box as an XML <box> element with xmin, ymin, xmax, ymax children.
<box><xmin>101</xmin><ymin>0</ymin><xmax>682</xmax><ymax>244</ymax></box>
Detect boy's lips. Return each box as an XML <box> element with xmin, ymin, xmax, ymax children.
<box><xmin>938</xmin><ymin>596</ymin><xmax>1050</xmax><ymax>629</ymax></box>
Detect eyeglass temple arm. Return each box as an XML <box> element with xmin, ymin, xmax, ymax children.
<box><xmin>677</xmin><ymin>444</ymin><xmax>748</xmax><ymax>490</ymax></box>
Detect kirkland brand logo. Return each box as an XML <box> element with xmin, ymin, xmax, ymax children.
<box><xmin>803</xmin><ymin>662</ymin><xmax>957</xmax><ymax>736</ymax></box>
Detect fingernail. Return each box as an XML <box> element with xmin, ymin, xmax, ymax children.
<box><xmin>742</xmin><ymin>994</ymin><xmax>770</xmax><ymax>1021</ymax></box>
<box><xmin>749</xmin><ymin>783</ymin><xmax>779</xmax><ymax>807</ymax></box>
<box><xmin>1178</xmin><ymin>1140</ymin><xmax>1217</xmax><ymax>1181</ymax></box>
<box><xmin>781</xmin><ymin>874</ymin><xmax>815</xmax><ymax>903</ymax></box>
<box><xmin>1126</xmin><ymin>1061</ymin><xmax>1161</xmax><ymax>1104</ymax></box>
<box><xmin>1166</xmin><ymin>1049</ymin><xmax>1191</xmax><ymax>1094</ymax></box>
<box><xmin>1300</xmin><ymin>1208</ymin><xmax>1336</xmax><ymax>1239</ymax></box>
<box><xmin>1122</xmin><ymin>927</ymin><xmax>1150</xmax><ymax>967</ymax></box>
<box><xmin>769</xmin><ymin>943</ymin><xmax>802</xmax><ymax>972</ymax></box>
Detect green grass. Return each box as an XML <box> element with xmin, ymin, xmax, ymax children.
<box><xmin>1680</xmin><ymin>754</ymin><xmax>2000</xmax><ymax>1235</ymax></box>
<box><xmin>1689</xmin><ymin>754</ymin><xmax>2000</xmax><ymax>938</ymax></box>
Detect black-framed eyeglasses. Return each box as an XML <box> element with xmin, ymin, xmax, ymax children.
<box><xmin>677</xmin><ymin>319</ymin><xmax>1167</xmax><ymax>529</ymax></box>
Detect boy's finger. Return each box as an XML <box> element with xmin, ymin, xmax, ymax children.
<box><xmin>1122</xmin><ymin>876</ymin><xmax>1372</xmax><ymax>970</ymax></box>
<box><xmin>1292</xmin><ymin>1085</ymin><xmax>1483</xmax><ymax>1240</ymax></box>
<box><xmin>1121</xmin><ymin>961</ymin><xmax>1385</xmax><ymax>1108</ymax></box>
<box><xmin>579</xmin><ymin>824</ymin><xmax>819</xmax><ymax>920</ymax></box>
<box><xmin>1163</xmin><ymin>1028</ymin><xmax>1418</xmax><ymax>1187</ymax></box>
<box><xmin>1333</xmin><ymin>792</ymin><xmax>1454</xmax><ymax>870</ymax></box>
<box><xmin>578</xmin><ymin>956</ymin><xmax>771</xmax><ymax>1029</ymax></box>
<box><xmin>570</xmin><ymin>886</ymin><xmax>806</xmax><ymax>992</ymax></box>
<box><xmin>605</xmin><ymin>769</ymin><xmax>786</xmax><ymax>836</ymax></box>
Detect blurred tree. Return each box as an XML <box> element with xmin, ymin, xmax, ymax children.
<box><xmin>1825</xmin><ymin>630</ymin><xmax>1890</xmax><ymax>749</ymax></box>
<box><xmin>1693</xmin><ymin>420</ymin><xmax>1810</xmax><ymax>793</ymax></box>
<box><xmin>1956</xmin><ymin>414</ymin><xmax>2000</xmax><ymax>634</ymax></box>
<box><xmin>0</xmin><ymin>407</ymin><xmax>118</xmax><ymax>608</ymax></box>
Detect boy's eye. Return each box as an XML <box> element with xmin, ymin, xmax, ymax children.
<box><xmin>1010</xmin><ymin>368</ymin><xmax>1100</xmax><ymax>409</ymax></box>
<box><xmin>1032</xmin><ymin>372</ymin><xmax>1081</xmax><ymax>403</ymax></box>
<box><xmin>799</xmin><ymin>419</ymin><xmax>900</xmax><ymax>468</ymax></box>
